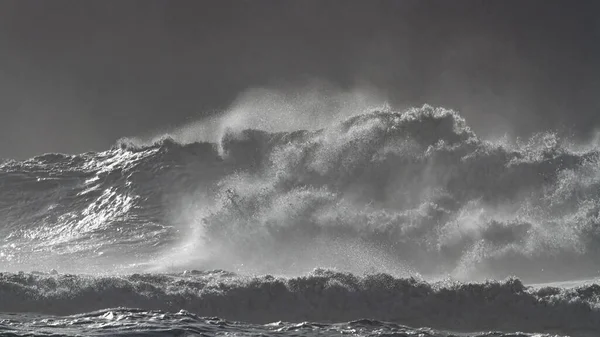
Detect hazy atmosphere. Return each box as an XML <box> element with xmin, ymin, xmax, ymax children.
<box><xmin>1</xmin><ymin>0</ymin><xmax>599</xmax><ymax>159</ymax></box>
<box><xmin>2</xmin><ymin>2</ymin><xmax>600</xmax><ymax>336</ymax></box>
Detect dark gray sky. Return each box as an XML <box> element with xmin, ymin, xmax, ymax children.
<box><xmin>0</xmin><ymin>0</ymin><xmax>599</xmax><ymax>159</ymax></box>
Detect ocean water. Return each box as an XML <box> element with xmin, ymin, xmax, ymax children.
<box><xmin>1</xmin><ymin>105</ymin><xmax>599</xmax><ymax>336</ymax></box>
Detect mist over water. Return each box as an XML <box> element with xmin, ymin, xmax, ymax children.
<box><xmin>1</xmin><ymin>88</ymin><xmax>600</xmax><ymax>282</ymax></box>
<box><xmin>1</xmin><ymin>1</ymin><xmax>599</xmax><ymax>334</ymax></box>
<box><xmin>2</xmin><ymin>91</ymin><xmax>600</xmax><ymax>335</ymax></box>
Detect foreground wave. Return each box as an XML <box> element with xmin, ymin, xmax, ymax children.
<box><xmin>0</xmin><ymin>310</ymin><xmax>567</xmax><ymax>337</ymax></box>
<box><xmin>0</xmin><ymin>269</ymin><xmax>598</xmax><ymax>335</ymax></box>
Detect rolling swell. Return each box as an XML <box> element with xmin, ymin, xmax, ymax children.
<box><xmin>1</xmin><ymin>269</ymin><xmax>599</xmax><ymax>335</ymax></box>
<box><xmin>1</xmin><ymin>105</ymin><xmax>600</xmax><ymax>281</ymax></box>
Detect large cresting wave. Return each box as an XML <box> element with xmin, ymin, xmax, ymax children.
<box><xmin>3</xmin><ymin>104</ymin><xmax>600</xmax><ymax>335</ymax></box>
<box><xmin>1</xmin><ymin>105</ymin><xmax>600</xmax><ymax>282</ymax></box>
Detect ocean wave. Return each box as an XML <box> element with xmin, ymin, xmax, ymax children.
<box><xmin>1</xmin><ymin>105</ymin><xmax>600</xmax><ymax>282</ymax></box>
<box><xmin>0</xmin><ymin>269</ymin><xmax>597</xmax><ymax>335</ymax></box>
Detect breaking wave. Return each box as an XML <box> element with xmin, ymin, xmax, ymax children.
<box><xmin>3</xmin><ymin>105</ymin><xmax>599</xmax><ymax>281</ymax></box>
<box><xmin>1</xmin><ymin>269</ymin><xmax>599</xmax><ymax>335</ymax></box>
<box><xmin>2</xmin><ymin>104</ymin><xmax>600</xmax><ymax>335</ymax></box>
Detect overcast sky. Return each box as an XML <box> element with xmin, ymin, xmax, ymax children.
<box><xmin>0</xmin><ymin>0</ymin><xmax>599</xmax><ymax>159</ymax></box>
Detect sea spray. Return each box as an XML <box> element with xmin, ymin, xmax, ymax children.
<box><xmin>1</xmin><ymin>105</ymin><xmax>600</xmax><ymax>282</ymax></box>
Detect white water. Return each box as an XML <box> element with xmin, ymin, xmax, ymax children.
<box><xmin>1</xmin><ymin>103</ymin><xmax>599</xmax><ymax>336</ymax></box>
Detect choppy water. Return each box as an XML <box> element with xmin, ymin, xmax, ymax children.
<box><xmin>1</xmin><ymin>105</ymin><xmax>599</xmax><ymax>336</ymax></box>
<box><xmin>1</xmin><ymin>310</ymin><xmax>571</xmax><ymax>337</ymax></box>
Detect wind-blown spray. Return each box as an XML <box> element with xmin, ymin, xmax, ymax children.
<box><xmin>1</xmin><ymin>104</ymin><xmax>600</xmax><ymax>335</ymax></box>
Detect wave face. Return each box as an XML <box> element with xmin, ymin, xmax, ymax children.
<box><xmin>2</xmin><ymin>105</ymin><xmax>600</xmax><ymax>335</ymax></box>
<box><xmin>3</xmin><ymin>105</ymin><xmax>599</xmax><ymax>281</ymax></box>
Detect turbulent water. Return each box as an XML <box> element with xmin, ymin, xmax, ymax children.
<box><xmin>1</xmin><ymin>105</ymin><xmax>600</xmax><ymax>336</ymax></box>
